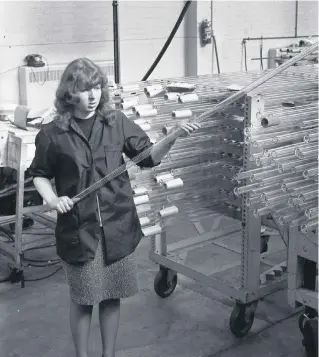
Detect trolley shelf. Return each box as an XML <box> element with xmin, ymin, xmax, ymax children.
<box><xmin>295</xmin><ymin>288</ymin><xmax>318</xmax><ymax>310</ymax></box>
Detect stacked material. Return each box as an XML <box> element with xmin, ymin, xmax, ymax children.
<box><xmin>273</xmin><ymin>40</ymin><xmax>318</xmax><ymax>67</ymax></box>
<box><xmin>109</xmin><ymin>65</ymin><xmax>318</xmax><ymax>237</ymax></box>
<box><xmin>233</xmin><ymin>66</ymin><xmax>318</xmax><ymax>235</ymax></box>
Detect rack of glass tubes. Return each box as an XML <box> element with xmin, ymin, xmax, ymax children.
<box><xmin>111</xmin><ymin>63</ymin><xmax>318</xmax><ymax>337</ymax></box>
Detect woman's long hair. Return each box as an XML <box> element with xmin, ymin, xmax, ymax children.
<box><xmin>55</xmin><ymin>58</ymin><xmax>114</xmax><ymax>125</ymax></box>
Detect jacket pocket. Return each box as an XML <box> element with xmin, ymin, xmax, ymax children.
<box><xmin>104</xmin><ymin>143</ymin><xmax>123</xmax><ymax>172</ymax></box>
<box><xmin>55</xmin><ymin>209</ymin><xmax>79</xmax><ymax>245</ymax></box>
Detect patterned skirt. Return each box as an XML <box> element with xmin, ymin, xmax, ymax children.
<box><xmin>62</xmin><ymin>236</ymin><xmax>139</xmax><ymax>305</ymax></box>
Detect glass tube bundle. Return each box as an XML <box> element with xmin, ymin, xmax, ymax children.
<box><xmin>232</xmin><ymin>66</ymin><xmax>318</xmax><ymax>235</ymax></box>
<box><xmin>109</xmin><ymin>65</ymin><xmax>318</xmax><ymax>236</ymax></box>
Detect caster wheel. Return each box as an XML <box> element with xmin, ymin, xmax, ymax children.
<box><xmin>229</xmin><ymin>303</ymin><xmax>255</xmax><ymax>338</ymax></box>
<box><xmin>154</xmin><ymin>266</ymin><xmax>177</xmax><ymax>298</ymax></box>
<box><xmin>302</xmin><ymin>318</ymin><xmax>318</xmax><ymax>357</ymax></box>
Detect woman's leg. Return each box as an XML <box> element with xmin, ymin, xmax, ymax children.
<box><xmin>69</xmin><ymin>297</ymin><xmax>93</xmax><ymax>357</ymax></box>
<box><xmin>99</xmin><ymin>298</ymin><xmax>121</xmax><ymax>357</ymax></box>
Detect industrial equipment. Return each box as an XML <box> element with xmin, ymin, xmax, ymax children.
<box><xmin>0</xmin><ymin>46</ymin><xmax>317</xmax><ymax>338</ymax></box>
<box><xmin>268</xmin><ymin>39</ymin><xmax>318</xmax><ymax>69</ymax></box>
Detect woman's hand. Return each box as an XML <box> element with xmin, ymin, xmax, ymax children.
<box><xmin>48</xmin><ymin>196</ymin><xmax>74</xmax><ymax>214</ymax></box>
<box><xmin>169</xmin><ymin>122</ymin><xmax>201</xmax><ymax>138</ymax></box>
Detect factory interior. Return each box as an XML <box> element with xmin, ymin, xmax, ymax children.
<box><xmin>0</xmin><ymin>1</ymin><xmax>318</xmax><ymax>357</ymax></box>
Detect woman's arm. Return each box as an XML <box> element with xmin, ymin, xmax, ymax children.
<box><xmin>150</xmin><ymin>122</ymin><xmax>201</xmax><ymax>164</ymax></box>
<box><xmin>33</xmin><ymin>177</ymin><xmax>57</xmax><ymax>205</ymax></box>
<box><xmin>33</xmin><ymin>177</ymin><xmax>73</xmax><ymax>213</ymax></box>
<box><xmin>121</xmin><ymin>112</ymin><xmax>200</xmax><ymax>167</ymax></box>
<box><xmin>29</xmin><ymin>130</ymin><xmax>73</xmax><ymax>213</ymax></box>
<box><xmin>150</xmin><ymin>137</ymin><xmax>176</xmax><ymax>164</ymax></box>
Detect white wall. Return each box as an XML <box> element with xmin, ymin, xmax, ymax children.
<box><xmin>118</xmin><ymin>1</ymin><xmax>185</xmax><ymax>82</ymax></box>
<box><xmin>211</xmin><ymin>0</ymin><xmax>318</xmax><ymax>73</ymax></box>
<box><xmin>0</xmin><ymin>1</ymin><xmax>185</xmax><ymax>105</ymax></box>
<box><xmin>0</xmin><ymin>0</ymin><xmax>317</xmax><ymax>105</ymax></box>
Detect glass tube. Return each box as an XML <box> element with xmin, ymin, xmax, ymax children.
<box><xmin>261</xmin><ymin>188</ymin><xmax>284</xmax><ymax>202</ymax></box>
<box><xmin>291</xmin><ymin>182</ymin><xmax>318</xmax><ymax>194</ymax></box>
<box><xmin>250</xmin><ymin>138</ymin><xmax>276</xmax><ymax>148</ymax></box>
<box><xmin>291</xmin><ymin>161</ymin><xmax>318</xmax><ymax>174</ymax></box>
<box><xmin>288</xmin><ymin>197</ymin><xmax>301</xmax><ymax>207</ymax></box>
<box><xmin>303</xmin><ymin>167</ymin><xmax>318</xmax><ymax>179</ymax></box>
<box><xmin>250</xmin><ymin>168</ymin><xmax>284</xmax><ymax>182</ymax></box>
<box><xmin>249</xmin><ymin>152</ymin><xmax>265</xmax><ymax>162</ymax></box>
<box><xmin>276</xmin><ymin>153</ymin><xmax>302</xmax><ymax>163</ymax></box>
<box><xmin>251</xmin><ymin>129</ymin><xmax>297</xmax><ymax>143</ymax></box>
<box><xmin>249</xmin><ymin>183</ymin><xmax>279</xmax><ymax>198</ymax></box>
<box><xmin>298</xmin><ymin>189</ymin><xmax>318</xmax><ymax>203</ymax></box>
<box><xmin>278</xmin><ymin>211</ymin><xmax>304</xmax><ymax>225</ymax></box>
<box><xmin>305</xmin><ymin>206</ymin><xmax>319</xmax><ymax>219</ymax></box>
<box><xmin>277</xmin><ymin>159</ymin><xmax>300</xmax><ymax>173</ymax></box>
<box><xmin>256</xmin><ymin>156</ymin><xmax>273</xmax><ymax>167</ymax></box>
<box><xmin>294</xmin><ymin>147</ymin><xmax>318</xmax><ymax>160</ymax></box>
<box><xmin>233</xmin><ymin>182</ymin><xmax>263</xmax><ymax>195</ymax></box>
<box><xmin>264</xmin><ymin>193</ymin><xmax>291</xmax><ymax>206</ymax></box>
<box><xmin>262</xmin><ymin>172</ymin><xmax>302</xmax><ymax>186</ymax></box>
<box><xmin>294</xmin><ymin>197</ymin><xmax>318</xmax><ymax>212</ymax></box>
<box><xmin>303</xmin><ymin>132</ymin><xmax>318</xmax><ymax>143</ymax></box>
<box><xmin>167</xmin><ymin>147</ymin><xmax>217</xmax><ymax>162</ymax></box>
<box><xmin>245</xmin><ymin>196</ymin><xmax>263</xmax><ymax>207</ymax></box>
<box><xmin>235</xmin><ymin>166</ymin><xmax>272</xmax><ymax>181</ymax></box>
<box><xmin>289</xmin><ymin>215</ymin><xmax>313</xmax><ymax>227</ymax></box>
<box><xmin>298</xmin><ymin>119</ymin><xmax>319</xmax><ymax>129</ymax></box>
<box><xmin>253</xmin><ymin>203</ymin><xmax>286</xmax><ymax>218</ymax></box>
<box><xmin>268</xmin><ymin>143</ymin><xmax>315</xmax><ymax>158</ymax></box>
<box><xmin>170</xmin><ymin>161</ymin><xmax>221</xmax><ymax>176</ymax></box>
<box><xmin>300</xmin><ymin>218</ymin><xmax>318</xmax><ymax>234</ymax></box>
<box><xmin>281</xmin><ymin>177</ymin><xmax>309</xmax><ymax>192</ymax></box>
<box><xmin>273</xmin><ymin>128</ymin><xmax>317</xmax><ymax>144</ymax></box>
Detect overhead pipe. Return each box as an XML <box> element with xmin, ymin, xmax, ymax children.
<box><xmin>242</xmin><ymin>35</ymin><xmax>318</xmax><ymax>42</ymax></box>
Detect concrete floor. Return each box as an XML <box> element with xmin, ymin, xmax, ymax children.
<box><xmin>0</xmin><ymin>215</ymin><xmax>307</xmax><ymax>357</ymax></box>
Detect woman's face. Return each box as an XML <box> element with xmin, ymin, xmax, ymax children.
<box><xmin>73</xmin><ymin>84</ymin><xmax>102</xmax><ymax>117</ymax></box>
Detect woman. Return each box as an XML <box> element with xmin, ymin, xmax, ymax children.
<box><xmin>29</xmin><ymin>58</ymin><xmax>200</xmax><ymax>357</ymax></box>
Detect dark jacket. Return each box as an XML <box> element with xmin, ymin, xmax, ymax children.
<box><xmin>28</xmin><ymin>109</ymin><xmax>158</xmax><ymax>265</ymax></box>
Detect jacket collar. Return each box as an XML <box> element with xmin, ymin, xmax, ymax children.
<box><xmin>54</xmin><ymin>110</ymin><xmax>106</xmax><ymax>132</ymax></box>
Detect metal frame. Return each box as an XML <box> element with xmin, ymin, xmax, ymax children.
<box><xmin>149</xmin><ymin>94</ymin><xmax>288</xmax><ymax>310</ymax></box>
<box><xmin>288</xmin><ymin>224</ymin><xmax>318</xmax><ymax>311</ymax></box>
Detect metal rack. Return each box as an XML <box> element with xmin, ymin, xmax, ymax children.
<box><xmin>148</xmin><ymin>93</ymin><xmax>290</xmax><ymax>338</ymax></box>
<box><xmin>136</xmin><ymin>63</ymin><xmax>318</xmax><ymax>337</ymax></box>
<box><xmin>288</xmin><ymin>224</ymin><xmax>318</xmax><ymax>357</ymax></box>
<box><xmin>117</xmin><ymin>64</ymin><xmax>317</xmax><ymax>337</ymax></box>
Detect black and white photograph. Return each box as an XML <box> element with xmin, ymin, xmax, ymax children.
<box><xmin>0</xmin><ymin>1</ymin><xmax>318</xmax><ymax>356</ymax></box>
